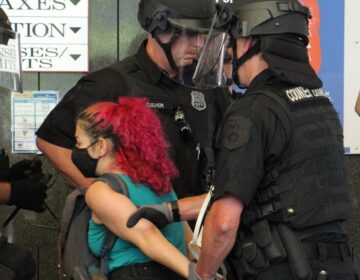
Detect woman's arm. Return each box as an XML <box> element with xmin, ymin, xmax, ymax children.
<box><xmin>85</xmin><ymin>181</ymin><xmax>190</xmax><ymax>278</ymax></box>
<box><xmin>126</xmin><ymin>193</ymin><xmax>209</xmax><ymax>229</ymax></box>
<box><xmin>178</xmin><ymin>193</ymin><xmax>207</xmax><ymax>221</ymax></box>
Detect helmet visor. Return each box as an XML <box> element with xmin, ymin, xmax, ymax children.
<box><xmin>157</xmin><ymin>15</ymin><xmax>224</xmax><ymax>89</ymax></box>
<box><xmin>192</xmin><ymin>21</ymin><xmax>232</xmax><ymax>89</ymax></box>
<box><xmin>0</xmin><ymin>27</ymin><xmax>22</xmax><ymax>92</ymax></box>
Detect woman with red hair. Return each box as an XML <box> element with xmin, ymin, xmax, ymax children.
<box><xmin>71</xmin><ymin>97</ymin><xmax>189</xmax><ymax>279</ymax></box>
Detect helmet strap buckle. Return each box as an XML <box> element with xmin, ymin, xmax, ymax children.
<box><xmin>232</xmin><ymin>39</ymin><xmax>261</xmax><ymax>87</ymax></box>
<box><xmin>152</xmin><ymin>10</ymin><xmax>168</xmax><ymax>31</ymax></box>
<box><xmin>153</xmin><ymin>28</ymin><xmax>181</xmax><ymax>71</ymax></box>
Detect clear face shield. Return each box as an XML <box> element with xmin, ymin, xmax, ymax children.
<box><xmin>192</xmin><ymin>20</ymin><xmax>233</xmax><ymax>89</ymax></box>
<box><xmin>0</xmin><ymin>27</ymin><xmax>22</xmax><ymax>92</ymax></box>
<box><xmin>155</xmin><ymin>15</ymin><xmax>223</xmax><ymax>89</ymax></box>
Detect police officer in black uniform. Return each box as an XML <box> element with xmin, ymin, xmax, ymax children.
<box><xmin>36</xmin><ymin>0</ymin><xmax>230</xmax><ymax>199</ymax></box>
<box><xmin>190</xmin><ymin>0</ymin><xmax>358</xmax><ymax>278</ymax></box>
<box><xmin>127</xmin><ymin>0</ymin><xmax>358</xmax><ymax>279</ymax></box>
<box><xmin>0</xmin><ymin>7</ymin><xmax>47</xmax><ymax>279</ymax></box>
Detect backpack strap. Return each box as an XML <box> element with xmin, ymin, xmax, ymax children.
<box><xmin>93</xmin><ymin>173</ymin><xmax>129</xmax><ymax>274</ymax></box>
<box><xmin>61</xmin><ymin>188</ymin><xmax>87</xmax><ymax>245</ymax></box>
<box><xmin>95</xmin><ymin>173</ymin><xmax>129</xmax><ymax>198</ymax></box>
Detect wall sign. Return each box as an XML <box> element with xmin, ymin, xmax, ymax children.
<box><xmin>1</xmin><ymin>0</ymin><xmax>89</xmax><ymax>72</ymax></box>
<box><xmin>11</xmin><ymin>90</ymin><xmax>59</xmax><ymax>153</ymax></box>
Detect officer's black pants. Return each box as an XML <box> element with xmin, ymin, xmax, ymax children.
<box><xmin>254</xmin><ymin>257</ymin><xmax>358</xmax><ymax>280</ymax></box>
<box><xmin>254</xmin><ymin>243</ymin><xmax>358</xmax><ymax>280</ymax></box>
<box><xmin>109</xmin><ymin>261</ymin><xmax>185</xmax><ymax>280</ymax></box>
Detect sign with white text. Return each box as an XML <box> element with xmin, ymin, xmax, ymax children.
<box><xmin>1</xmin><ymin>0</ymin><xmax>89</xmax><ymax>72</ymax></box>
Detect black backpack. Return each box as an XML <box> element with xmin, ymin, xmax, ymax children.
<box><xmin>57</xmin><ymin>173</ymin><xmax>128</xmax><ymax>280</ymax></box>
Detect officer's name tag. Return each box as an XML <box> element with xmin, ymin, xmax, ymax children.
<box><xmin>146</xmin><ymin>102</ymin><xmax>165</xmax><ymax>109</ymax></box>
<box><xmin>285</xmin><ymin>87</ymin><xmax>330</xmax><ymax>103</ymax></box>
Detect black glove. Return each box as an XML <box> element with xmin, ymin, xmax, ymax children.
<box><xmin>8</xmin><ymin>159</ymin><xmax>43</xmax><ymax>181</ymax></box>
<box><xmin>9</xmin><ymin>173</ymin><xmax>47</xmax><ymax>212</ymax></box>
<box><xmin>127</xmin><ymin>203</ymin><xmax>173</xmax><ymax>228</ymax></box>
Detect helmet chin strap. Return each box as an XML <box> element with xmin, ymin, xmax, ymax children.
<box><xmin>153</xmin><ymin>28</ymin><xmax>181</xmax><ymax>72</ymax></box>
<box><xmin>232</xmin><ymin>39</ymin><xmax>261</xmax><ymax>89</ymax></box>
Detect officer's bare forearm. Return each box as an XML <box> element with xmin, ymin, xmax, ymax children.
<box><xmin>196</xmin><ymin>195</ymin><xmax>243</xmax><ymax>279</ymax></box>
<box><xmin>36</xmin><ymin>137</ymin><xmax>94</xmax><ymax>188</ymax></box>
<box><xmin>0</xmin><ymin>182</ymin><xmax>11</xmax><ymax>204</ymax></box>
<box><xmin>177</xmin><ymin>193</ymin><xmax>207</xmax><ymax>221</ymax></box>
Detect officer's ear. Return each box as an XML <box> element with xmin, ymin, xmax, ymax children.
<box><xmin>236</xmin><ymin>37</ymin><xmax>253</xmax><ymax>57</ymax></box>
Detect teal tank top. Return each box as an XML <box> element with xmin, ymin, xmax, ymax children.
<box><xmin>88</xmin><ymin>174</ymin><xmax>186</xmax><ymax>272</ymax></box>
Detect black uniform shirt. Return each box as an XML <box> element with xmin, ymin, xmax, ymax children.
<box><xmin>37</xmin><ymin>40</ymin><xmax>230</xmax><ymax>197</ymax></box>
<box><xmin>213</xmin><ymin>69</ymin><xmax>290</xmax><ymax>205</ymax></box>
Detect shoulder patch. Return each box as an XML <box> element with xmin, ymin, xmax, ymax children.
<box><xmin>191</xmin><ymin>91</ymin><xmax>206</xmax><ymax>111</ymax></box>
<box><xmin>223</xmin><ymin>116</ymin><xmax>252</xmax><ymax>150</ymax></box>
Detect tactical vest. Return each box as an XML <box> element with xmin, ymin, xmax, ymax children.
<box><xmin>243</xmin><ymin>86</ymin><xmax>352</xmax><ymax>229</ymax></box>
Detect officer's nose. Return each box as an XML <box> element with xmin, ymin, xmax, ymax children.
<box><xmin>194</xmin><ymin>34</ymin><xmax>206</xmax><ymax>49</ymax></box>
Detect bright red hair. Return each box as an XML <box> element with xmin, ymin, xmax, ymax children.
<box><xmin>77</xmin><ymin>97</ymin><xmax>177</xmax><ymax>194</ymax></box>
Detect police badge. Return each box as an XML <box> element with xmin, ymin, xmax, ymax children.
<box><xmin>191</xmin><ymin>91</ymin><xmax>206</xmax><ymax>111</ymax></box>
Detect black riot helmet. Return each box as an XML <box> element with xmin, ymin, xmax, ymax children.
<box><xmin>224</xmin><ymin>0</ymin><xmax>310</xmax><ymax>39</ymax></box>
<box><xmin>137</xmin><ymin>0</ymin><xmax>218</xmax><ymax>89</ymax></box>
<box><xmin>194</xmin><ymin>0</ymin><xmax>322</xmax><ymax>89</ymax></box>
<box><xmin>0</xmin><ymin>7</ymin><xmax>23</xmax><ymax>92</ymax></box>
<box><xmin>138</xmin><ymin>0</ymin><xmax>216</xmax><ymax>33</ymax></box>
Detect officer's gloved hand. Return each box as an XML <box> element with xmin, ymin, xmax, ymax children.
<box><xmin>8</xmin><ymin>173</ymin><xmax>47</xmax><ymax>212</ymax></box>
<box><xmin>127</xmin><ymin>203</ymin><xmax>173</xmax><ymax>228</ymax></box>
<box><xmin>189</xmin><ymin>262</ymin><xmax>202</xmax><ymax>280</ymax></box>
<box><xmin>8</xmin><ymin>159</ymin><xmax>42</xmax><ymax>181</ymax></box>
<box><xmin>189</xmin><ymin>261</ymin><xmax>222</xmax><ymax>280</ymax></box>
<box><xmin>188</xmin><ymin>261</ymin><xmax>215</xmax><ymax>280</ymax></box>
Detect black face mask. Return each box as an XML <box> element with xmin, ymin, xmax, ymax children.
<box><xmin>71</xmin><ymin>142</ymin><xmax>99</xmax><ymax>178</ymax></box>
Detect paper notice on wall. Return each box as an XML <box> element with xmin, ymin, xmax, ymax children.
<box><xmin>11</xmin><ymin>91</ymin><xmax>58</xmax><ymax>153</ymax></box>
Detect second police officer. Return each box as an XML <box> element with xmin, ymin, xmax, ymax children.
<box><xmin>0</xmin><ymin>7</ymin><xmax>48</xmax><ymax>279</ymax></box>
<box><xmin>0</xmin><ymin>7</ymin><xmax>47</xmax><ymax>213</ymax></box>
<box><xmin>193</xmin><ymin>0</ymin><xmax>357</xmax><ymax>278</ymax></box>
<box><xmin>128</xmin><ymin>0</ymin><xmax>358</xmax><ymax>279</ymax></box>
